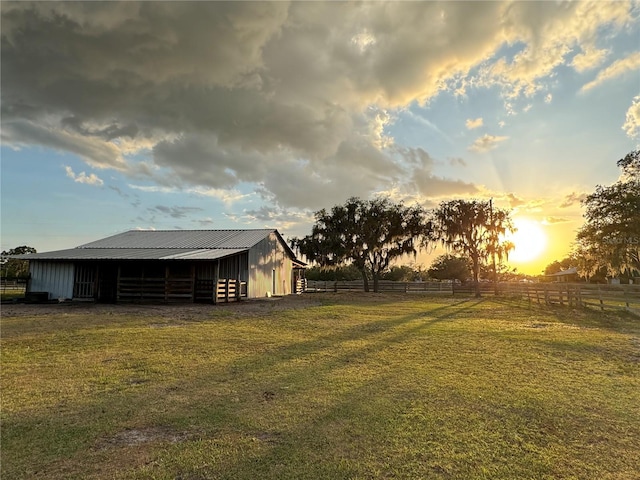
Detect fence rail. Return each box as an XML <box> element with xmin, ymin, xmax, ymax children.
<box><xmin>305</xmin><ymin>280</ymin><xmax>453</xmax><ymax>293</ymax></box>
<box><xmin>0</xmin><ymin>277</ymin><xmax>28</xmax><ymax>295</ymax></box>
<box><xmin>117</xmin><ymin>277</ymin><xmax>246</xmax><ymax>303</ymax></box>
<box><xmin>499</xmin><ymin>282</ymin><xmax>640</xmax><ymax>315</ymax></box>
<box><xmin>304</xmin><ymin>280</ymin><xmax>640</xmax><ymax>316</ymax></box>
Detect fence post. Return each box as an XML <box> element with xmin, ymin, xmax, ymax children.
<box><xmin>624</xmin><ymin>286</ymin><xmax>630</xmax><ymax>309</ymax></box>
<box><xmin>598</xmin><ymin>285</ymin><xmax>604</xmax><ymax>311</ymax></box>
<box><xmin>544</xmin><ymin>284</ymin><xmax>549</xmax><ymax>305</ymax></box>
<box><xmin>577</xmin><ymin>284</ymin><xmax>583</xmax><ymax>308</ymax></box>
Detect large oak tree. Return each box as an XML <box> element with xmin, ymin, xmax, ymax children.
<box><xmin>575</xmin><ymin>150</ymin><xmax>640</xmax><ymax>278</ymax></box>
<box><xmin>292</xmin><ymin>197</ymin><xmax>432</xmax><ymax>292</ymax></box>
<box><xmin>432</xmin><ymin>199</ymin><xmax>514</xmax><ymax>297</ymax></box>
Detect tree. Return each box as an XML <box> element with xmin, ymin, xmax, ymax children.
<box><xmin>576</xmin><ymin>151</ymin><xmax>640</xmax><ymax>279</ymax></box>
<box><xmin>617</xmin><ymin>149</ymin><xmax>640</xmax><ymax>180</ymax></box>
<box><xmin>381</xmin><ymin>265</ymin><xmax>418</xmax><ymax>282</ymax></box>
<box><xmin>292</xmin><ymin>197</ymin><xmax>432</xmax><ymax>292</ymax></box>
<box><xmin>427</xmin><ymin>255</ymin><xmax>470</xmax><ymax>282</ymax></box>
<box><xmin>544</xmin><ymin>255</ymin><xmax>576</xmax><ymax>275</ymax></box>
<box><xmin>1</xmin><ymin>245</ymin><xmax>36</xmax><ymax>278</ymax></box>
<box><xmin>304</xmin><ymin>265</ymin><xmax>364</xmax><ymax>281</ymax></box>
<box><xmin>432</xmin><ymin>199</ymin><xmax>515</xmax><ymax>297</ymax></box>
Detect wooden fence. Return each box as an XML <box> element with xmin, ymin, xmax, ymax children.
<box><xmin>118</xmin><ymin>277</ymin><xmax>246</xmax><ymax>303</ymax></box>
<box><xmin>498</xmin><ymin>282</ymin><xmax>640</xmax><ymax>315</ymax></box>
<box><xmin>305</xmin><ymin>280</ymin><xmax>453</xmax><ymax>293</ymax></box>
<box><xmin>304</xmin><ymin>280</ymin><xmax>640</xmax><ymax>316</ymax></box>
<box><xmin>0</xmin><ymin>277</ymin><xmax>28</xmax><ymax>295</ymax></box>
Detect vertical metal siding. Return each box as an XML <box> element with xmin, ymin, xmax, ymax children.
<box><xmin>29</xmin><ymin>261</ymin><xmax>75</xmax><ymax>300</ymax></box>
<box><xmin>218</xmin><ymin>253</ymin><xmax>248</xmax><ymax>281</ymax></box>
<box><xmin>247</xmin><ymin>233</ymin><xmax>294</xmax><ymax>298</ymax></box>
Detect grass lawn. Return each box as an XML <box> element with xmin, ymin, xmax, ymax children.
<box><xmin>1</xmin><ymin>294</ymin><xmax>639</xmax><ymax>479</ymax></box>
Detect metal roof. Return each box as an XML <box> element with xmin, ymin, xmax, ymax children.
<box><xmin>17</xmin><ymin>229</ymin><xmax>303</xmax><ymax>263</ymax></box>
<box><xmin>78</xmin><ymin>229</ymin><xmax>276</xmax><ymax>249</ymax></box>
<box><xmin>21</xmin><ymin>248</ymin><xmax>247</xmax><ymax>261</ymax></box>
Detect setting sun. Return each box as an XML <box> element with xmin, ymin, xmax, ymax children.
<box><xmin>505</xmin><ymin>218</ymin><xmax>547</xmax><ymax>264</ymax></box>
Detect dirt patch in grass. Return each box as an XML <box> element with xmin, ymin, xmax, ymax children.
<box><xmin>97</xmin><ymin>427</ymin><xmax>190</xmax><ymax>449</ymax></box>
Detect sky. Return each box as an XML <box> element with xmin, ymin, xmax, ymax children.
<box><xmin>1</xmin><ymin>1</ymin><xmax>639</xmax><ymax>275</ymax></box>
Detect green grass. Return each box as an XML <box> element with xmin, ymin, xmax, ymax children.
<box><xmin>0</xmin><ymin>290</ymin><xmax>26</xmax><ymax>302</ymax></box>
<box><xmin>2</xmin><ymin>295</ymin><xmax>639</xmax><ymax>479</ymax></box>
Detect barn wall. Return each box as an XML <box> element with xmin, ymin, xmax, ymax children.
<box><xmin>247</xmin><ymin>233</ymin><xmax>294</xmax><ymax>298</ymax></box>
<box><xmin>29</xmin><ymin>261</ymin><xmax>75</xmax><ymax>300</ymax></box>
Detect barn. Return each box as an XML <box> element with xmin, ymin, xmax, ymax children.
<box><xmin>21</xmin><ymin>229</ymin><xmax>306</xmax><ymax>303</ymax></box>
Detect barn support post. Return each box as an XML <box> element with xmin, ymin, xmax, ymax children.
<box><xmin>94</xmin><ymin>263</ymin><xmax>100</xmax><ymax>301</ymax></box>
<box><xmin>214</xmin><ymin>261</ymin><xmax>220</xmax><ymax>305</ymax></box>
<box><xmin>116</xmin><ymin>265</ymin><xmax>121</xmax><ymax>303</ymax></box>
<box><xmin>191</xmin><ymin>264</ymin><xmax>196</xmax><ymax>303</ymax></box>
<box><xmin>164</xmin><ymin>265</ymin><xmax>169</xmax><ymax>303</ymax></box>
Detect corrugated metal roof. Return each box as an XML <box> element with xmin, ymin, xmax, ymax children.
<box><xmin>21</xmin><ymin>248</ymin><xmax>247</xmax><ymax>261</ymax></box>
<box><xmin>78</xmin><ymin>229</ymin><xmax>276</xmax><ymax>249</ymax></box>
<box><xmin>16</xmin><ymin>229</ymin><xmax>303</xmax><ymax>263</ymax></box>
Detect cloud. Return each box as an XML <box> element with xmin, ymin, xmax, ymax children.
<box><xmin>504</xmin><ymin>193</ymin><xmax>526</xmax><ymax>208</ymax></box>
<box><xmin>148</xmin><ymin>205</ymin><xmax>203</xmax><ymax>219</ymax></box>
<box><xmin>623</xmin><ymin>96</ymin><xmax>640</xmax><ymax>138</ymax></box>
<box><xmin>468</xmin><ymin>134</ymin><xmax>509</xmax><ymax>153</ymax></box>
<box><xmin>542</xmin><ymin>216</ymin><xmax>570</xmax><ymax>225</ymax></box>
<box><xmin>0</xmin><ymin>2</ymin><xmax>634</xmax><ymax>211</ymax></box>
<box><xmin>544</xmin><ymin>93</ymin><xmax>553</xmax><ymax>104</ymax></box>
<box><xmin>571</xmin><ymin>47</ymin><xmax>609</xmax><ymax>72</ymax></box>
<box><xmin>448</xmin><ymin>157</ymin><xmax>467</xmax><ymax>167</ymax></box>
<box><xmin>128</xmin><ymin>183</ymin><xmax>249</xmax><ymax>206</ymax></box>
<box><xmin>465</xmin><ymin>118</ymin><xmax>483</xmax><ymax>130</ymax></box>
<box><xmin>64</xmin><ymin>166</ymin><xmax>104</xmax><ymax>186</ymax></box>
<box><xmin>3</xmin><ymin>120</ymin><xmax>126</xmax><ymax>170</ymax></box>
<box><xmin>476</xmin><ymin>2</ymin><xmax>629</xmax><ymax>99</ymax></box>
<box><xmin>559</xmin><ymin>192</ymin><xmax>588</xmax><ymax>208</ymax></box>
<box><xmin>580</xmin><ymin>52</ymin><xmax>640</xmax><ymax>93</ymax></box>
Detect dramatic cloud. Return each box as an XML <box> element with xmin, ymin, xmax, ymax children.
<box><xmin>64</xmin><ymin>166</ymin><xmax>104</xmax><ymax>186</ymax></box>
<box><xmin>1</xmin><ymin>1</ymin><xmax>635</xmax><ymax>211</ymax></box>
<box><xmin>623</xmin><ymin>96</ymin><xmax>640</xmax><ymax>138</ymax></box>
<box><xmin>580</xmin><ymin>52</ymin><xmax>640</xmax><ymax>92</ymax></box>
<box><xmin>477</xmin><ymin>1</ymin><xmax>629</xmax><ymax>98</ymax></box>
<box><xmin>465</xmin><ymin>118</ymin><xmax>484</xmax><ymax>130</ymax></box>
<box><xmin>468</xmin><ymin>134</ymin><xmax>509</xmax><ymax>153</ymax></box>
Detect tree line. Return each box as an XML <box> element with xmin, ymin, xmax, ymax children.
<box><xmin>0</xmin><ymin>246</ymin><xmax>36</xmax><ymax>278</ymax></box>
<box><xmin>296</xmin><ymin>149</ymin><xmax>639</xmax><ymax>292</ymax></box>
<box><xmin>291</xmin><ymin>197</ymin><xmax>514</xmax><ymax>297</ymax></box>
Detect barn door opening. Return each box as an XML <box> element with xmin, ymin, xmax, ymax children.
<box><xmin>97</xmin><ymin>263</ymin><xmax>118</xmax><ymax>303</ymax></box>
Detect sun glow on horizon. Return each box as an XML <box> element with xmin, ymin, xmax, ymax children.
<box><xmin>505</xmin><ymin>218</ymin><xmax>548</xmax><ymax>264</ymax></box>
